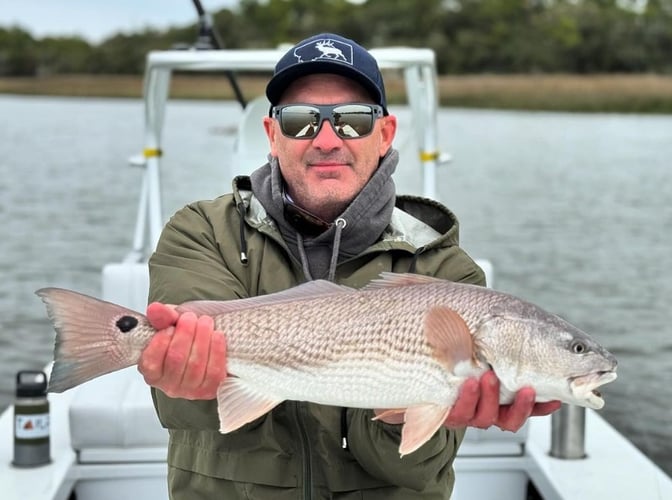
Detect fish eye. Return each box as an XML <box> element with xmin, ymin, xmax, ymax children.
<box><xmin>571</xmin><ymin>340</ymin><xmax>588</xmax><ymax>354</ymax></box>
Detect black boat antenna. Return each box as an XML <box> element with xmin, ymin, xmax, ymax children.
<box><xmin>191</xmin><ymin>0</ymin><xmax>246</xmax><ymax>108</ymax></box>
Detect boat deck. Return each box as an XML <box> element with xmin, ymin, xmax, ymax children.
<box><xmin>2</xmin><ymin>371</ymin><xmax>671</xmax><ymax>500</ymax></box>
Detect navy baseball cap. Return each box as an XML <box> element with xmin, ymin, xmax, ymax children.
<box><xmin>266</xmin><ymin>33</ymin><xmax>388</xmax><ymax>114</ymax></box>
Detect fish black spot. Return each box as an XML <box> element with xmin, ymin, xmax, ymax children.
<box><xmin>116</xmin><ymin>315</ymin><xmax>138</xmax><ymax>333</ymax></box>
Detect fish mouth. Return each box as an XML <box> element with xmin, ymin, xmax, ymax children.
<box><xmin>569</xmin><ymin>370</ymin><xmax>618</xmax><ymax>409</ymax></box>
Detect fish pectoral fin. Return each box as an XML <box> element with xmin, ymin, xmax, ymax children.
<box><xmin>399</xmin><ymin>404</ymin><xmax>450</xmax><ymax>457</ymax></box>
<box><xmin>216</xmin><ymin>377</ymin><xmax>283</xmax><ymax>433</ymax></box>
<box><xmin>425</xmin><ymin>306</ymin><xmax>475</xmax><ymax>372</ymax></box>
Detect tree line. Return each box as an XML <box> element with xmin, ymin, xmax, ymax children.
<box><xmin>1</xmin><ymin>0</ymin><xmax>671</xmax><ymax>77</ymax></box>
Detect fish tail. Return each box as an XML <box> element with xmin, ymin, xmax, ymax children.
<box><xmin>36</xmin><ymin>288</ymin><xmax>151</xmax><ymax>392</ymax></box>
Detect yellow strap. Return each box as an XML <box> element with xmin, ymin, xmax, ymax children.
<box><xmin>419</xmin><ymin>151</ymin><xmax>440</xmax><ymax>162</ymax></box>
<box><xmin>143</xmin><ymin>148</ymin><xmax>162</xmax><ymax>158</ymax></box>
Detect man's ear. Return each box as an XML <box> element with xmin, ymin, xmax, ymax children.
<box><xmin>263</xmin><ymin>116</ymin><xmax>279</xmax><ymax>156</ymax></box>
<box><xmin>378</xmin><ymin>115</ymin><xmax>397</xmax><ymax>157</ymax></box>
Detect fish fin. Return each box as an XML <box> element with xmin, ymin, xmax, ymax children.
<box><xmin>35</xmin><ymin>288</ymin><xmax>147</xmax><ymax>392</ymax></box>
<box><xmin>362</xmin><ymin>272</ymin><xmax>444</xmax><ymax>291</ymax></box>
<box><xmin>216</xmin><ymin>377</ymin><xmax>283</xmax><ymax>433</ymax></box>
<box><xmin>372</xmin><ymin>408</ymin><xmax>406</xmax><ymax>421</ymax></box>
<box><xmin>399</xmin><ymin>404</ymin><xmax>450</xmax><ymax>457</ymax></box>
<box><xmin>425</xmin><ymin>306</ymin><xmax>475</xmax><ymax>372</ymax></box>
<box><xmin>179</xmin><ymin>280</ymin><xmax>352</xmax><ymax>317</ymax></box>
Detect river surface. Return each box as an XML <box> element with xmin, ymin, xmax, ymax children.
<box><xmin>0</xmin><ymin>95</ymin><xmax>670</xmax><ymax>476</ymax></box>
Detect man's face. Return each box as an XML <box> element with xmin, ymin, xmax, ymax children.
<box><xmin>263</xmin><ymin>74</ymin><xmax>397</xmax><ymax>222</ymax></box>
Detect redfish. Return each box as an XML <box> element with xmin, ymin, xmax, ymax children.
<box><xmin>37</xmin><ymin>273</ymin><xmax>617</xmax><ymax>456</ymax></box>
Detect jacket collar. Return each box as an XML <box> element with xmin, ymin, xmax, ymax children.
<box><xmin>233</xmin><ymin>179</ymin><xmax>461</xmax><ymax>255</ymax></box>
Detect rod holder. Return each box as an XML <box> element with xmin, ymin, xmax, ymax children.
<box><xmin>550</xmin><ymin>404</ymin><xmax>586</xmax><ymax>459</ymax></box>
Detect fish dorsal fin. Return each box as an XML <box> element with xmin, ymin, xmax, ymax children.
<box><xmin>216</xmin><ymin>377</ymin><xmax>283</xmax><ymax>433</ymax></box>
<box><xmin>361</xmin><ymin>272</ymin><xmax>444</xmax><ymax>291</ymax></box>
<box><xmin>425</xmin><ymin>306</ymin><xmax>475</xmax><ymax>372</ymax></box>
<box><xmin>399</xmin><ymin>404</ymin><xmax>450</xmax><ymax>457</ymax></box>
<box><xmin>178</xmin><ymin>280</ymin><xmax>352</xmax><ymax>316</ymax></box>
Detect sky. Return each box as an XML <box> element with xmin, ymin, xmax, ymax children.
<box><xmin>1</xmin><ymin>0</ymin><xmax>239</xmax><ymax>43</ymax></box>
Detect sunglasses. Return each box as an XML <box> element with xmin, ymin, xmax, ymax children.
<box><xmin>271</xmin><ymin>103</ymin><xmax>384</xmax><ymax>140</ymax></box>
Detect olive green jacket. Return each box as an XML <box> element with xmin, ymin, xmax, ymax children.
<box><xmin>148</xmin><ymin>176</ymin><xmax>485</xmax><ymax>499</ymax></box>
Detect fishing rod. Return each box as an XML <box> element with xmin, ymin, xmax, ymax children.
<box><xmin>191</xmin><ymin>0</ymin><xmax>247</xmax><ymax>107</ymax></box>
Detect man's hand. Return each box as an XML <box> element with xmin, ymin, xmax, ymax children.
<box><xmin>444</xmin><ymin>371</ymin><xmax>561</xmax><ymax>432</ymax></box>
<box><xmin>374</xmin><ymin>371</ymin><xmax>561</xmax><ymax>432</ymax></box>
<box><xmin>137</xmin><ymin>302</ymin><xmax>227</xmax><ymax>400</ymax></box>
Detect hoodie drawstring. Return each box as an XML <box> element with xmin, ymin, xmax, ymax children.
<box><xmin>296</xmin><ymin>217</ymin><xmax>347</xmax><ymax>282</ymax></box>
<box><xmin>328</xmin><ymin>218</ymin><xmax>347</xmax><ymax>282</ymax></box>
<box><xmin>296</xmin><ymin>232</ymin><xmax>313</xmax><ymax>280</ymax></box>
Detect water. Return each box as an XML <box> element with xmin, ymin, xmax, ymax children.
<box><xmin>1</xmin><ymin>95</ymin><xmax>670</xmax><ymax>476</ymax></box>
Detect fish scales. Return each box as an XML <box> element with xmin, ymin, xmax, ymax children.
<box><xmin>216</xmin><ymin>282</ymin><xmax>498</xmax><ymax>408</ymax></box>
<box><xmin>221</xmin><ymin>281</ymin><xmax>500</xmax><ymax>366</ymax></box>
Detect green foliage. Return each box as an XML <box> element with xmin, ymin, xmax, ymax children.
<box><xmin>0</xmin><ymin>0</ymin><xmax>671</xmax><ymax>75</ymax></box>
<box><xmin>37</xmin><ymin>36</ymin><xmax>93</xmax><ymax>74</ymax></box>
<box><xmin>0</xmin><ymin>27</ymin><xmax>38</xmax><ymax>75</ymax></box>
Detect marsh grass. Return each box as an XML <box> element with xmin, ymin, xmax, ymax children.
<box><xmin>432</xmin><ymin>74</ymin><xmax>672</xmax><ymax>113</ymax></box>
<box><xmin>1</xmin><ymin>73</ymin><xmax>671</xmax><ymax>113</ymax></box>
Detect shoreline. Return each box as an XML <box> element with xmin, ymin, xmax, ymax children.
<box><xmin>1</xmin><ymin>73</ymin><xmax>672</xmax><ymax>113</ymax></box>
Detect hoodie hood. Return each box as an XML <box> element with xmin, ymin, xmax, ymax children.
<box><xmin>249</xmin><ymin>150</ymin><xmax>398</xmax><ymax>280</ymax></box>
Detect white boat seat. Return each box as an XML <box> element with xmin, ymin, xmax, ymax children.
<box><xmin>231</xmin><ymin>95</ymin><xmax>272</xmax><ymax>177</ymax></box>
<box><xmin>102</xmin><ymin>262</ymin><xmax>151</xmax><ymax>313</ymax></box>
<box><xmin>66</xmin><ymin>263</ymin><xmax>166</xmax><ymax>463</ymax></box>
<box><xmin>69</xmin><ymin>367</ymin><xmax>168</xmax><ymax>455</ymax></box>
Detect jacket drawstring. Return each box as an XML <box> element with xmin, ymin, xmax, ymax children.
<box><xmin>408</xmin><ymin>246</ymin><xmax>424</xmax><ymax>273</ymax></box>
<box><xmin>340</xmin><ymin>407</ymin><xmax>349</xmax><ymax>450</ymax></box>
<box><xmin>237</xmin><ymin>201</ymin><xmax>249</xmax><ymax>265</ymax></box>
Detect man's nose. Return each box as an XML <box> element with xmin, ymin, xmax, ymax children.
<box><xmin>311</xmin><ymin>119</ymin><xmax>343</xmax><ymax>150</ymax></box>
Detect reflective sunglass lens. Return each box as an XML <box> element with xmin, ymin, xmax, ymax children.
<box><xmin>333</xmin><ymin>104</ymin><xmax>374</xmax><ymax>138</ymax></box>
<box><xmin>281</xmin><ymin>106</ymin><xmax>320</xmax><ymax>137</ymax></box>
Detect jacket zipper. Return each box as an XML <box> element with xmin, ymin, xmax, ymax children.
<box><xmin>293</xmin><ymin>402</ymin><xmax>313</xmax><ymax>500</ymax></box>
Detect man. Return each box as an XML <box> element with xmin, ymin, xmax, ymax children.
<box><xmin>138</xmin><ymin>33</ymin><xmax>560</xmax><ymax>499</ymax></box>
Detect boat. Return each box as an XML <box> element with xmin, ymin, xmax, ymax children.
<box><xmin>2</xmin><ymin>7</ymin><xmax>672</xmax><ymax>500</ymax></box>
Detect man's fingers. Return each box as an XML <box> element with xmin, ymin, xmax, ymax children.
<box><xmin>146</xmin><ymin>302</ymin><xmax>179</xmax><ymax>330</ymax></box>
<box><xmin>180</xmin><ymin>315</ymin><xmax>214</xmax><ymax>391</ymax></box>
<box><xmin>182</xmin><ymin>327</ymin><xmax>227</xmax><ymax>400</ymax></box>
<box><xmin>138</xmin><ymin>327</ymin><xmax>173</xmax><ymax>385</ymax></box>
<box><xmin>531</xmin><ymin>400</ymin><xmax>562</xmax><ymax>417</ymax></box>
<box><xmin>161</xmin><ymin>312</ymin><xmax>198</xmax><ymax>390</ymax></box>
<box><xmin>441</xmin><ymin>372</ymin><xmax>563</xmax><ymax>433</ymax></box>
<box><xmin>469</xmin><ymin>371</ymin><xmax>500</xmax><ymax>429</ymax></box>
<box><xmin>496</xmin><ymin>387</ymin><xmax>535</xmax><ymax>432</ymax></box>
<box><xmin>138</xmin><ymin>309</ymin><xmax>227</xmax><ymax>400</ymax></box>
<box><xmin>203</xmin><ymin>331</ymin><xmax>228</xmax><ymax>396</ymax></box>
<box><xmin>443</xmin><ymin>377</ymin><xmax>479</xmax><ymax>427</ymax></box>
